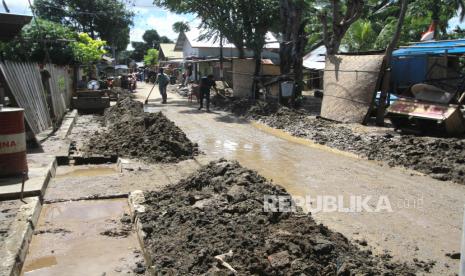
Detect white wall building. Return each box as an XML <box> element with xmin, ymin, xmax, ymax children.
<box><xmin>174</xmin><ymin>29</ymin><xmax>280</xmax><ymax>63</ymax></box>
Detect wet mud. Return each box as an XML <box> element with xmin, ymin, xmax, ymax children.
<box><xmin>212</xmin><ymin>96</ymin><xmax>465</xmax><ymax>184</ymax></box>
<box><xmin>140</xmin><ymin>159</ymin><xmax>418</xmax><ymax>275</ymax></box>
<box><xmin>84</xmin><ymin>98</ymin><xmax>199</xmax><ymax>163</ymax></box>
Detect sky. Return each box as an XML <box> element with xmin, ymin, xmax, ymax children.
<box><xmin>3</xmin><ymin>0</ymin><xmax>465</xmax><ymax>51</ymax></box>
<box><xmin>3</xmin><ymin>0</ymin><xmax>196</xmax><ymax>50</ymax></box>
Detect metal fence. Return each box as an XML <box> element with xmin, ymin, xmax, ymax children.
<box><xmin>0</xmin><ymin>61</ymin><xmax>74</xmax><ymax>135</ymax></box>
<box><xmin>45</xmin><ymin>64</ymin><xmax>73</xmax><ymax>121</ymax></box>
<box><xmin>0</xmin><ymin>61</ymin><xmax>52</xmax><ymax>134</ymax></box>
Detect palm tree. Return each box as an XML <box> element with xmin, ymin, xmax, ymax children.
<box><xmin>343</xmin><ymin>20</ymin><xmax>377</xmax><ymax>51</ymax></box>
<box><xmin>432</xmin><ymin>0</ymin><xmax>465</xmax><ymax>38</ymax></box>
<box><xmin>172</xmin><ymin>21</ymin><xmax>190</xmax><ymax>34</ymax></box>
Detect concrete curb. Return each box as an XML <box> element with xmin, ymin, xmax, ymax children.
<box><xmin>128</xmin><ymin>190</ymin><xmax>155</xmax><ymax>275</ymax></box>
<box><xmin>0</xmin><ymin>197</ymin><xmax>42</xmax><ymax>276</ymax></box>
<box><xmin>0</xmin><ymin>109</ymin><xmax>77</xmax><ymax>275</ymax></box>
<box><xmin>57</xmin><ymin>109</ymin><xmax>78</xmax><ymax>140</ymax></box>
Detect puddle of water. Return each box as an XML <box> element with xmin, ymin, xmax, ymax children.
<box><xmin>144</xmin><ymin>105</ymin><xmax>165</xmax><ymax>113</ymax></box>
<box><xmin>22</xmin><ymin>256</ymin><xmax>57</xmax><ymax>272</ymax></box>
<box><xmin>251</xmin><ymin>122</ymin><xmax>359</xmax><ymax>159</ymax></box>
<box><xmin>22</xmin><ymin>199</ymin><xmax>143</xmax><ymax>276</ymax></box>
<box><xmin>55</xmin><ymin>166</ymin><xmax>117</xmax><ymax>178</ymax></box>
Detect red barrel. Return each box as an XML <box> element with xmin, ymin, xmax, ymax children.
<box><xmin>0</xmin><ymin>107</ymin><xmax>28</xmax><ymax>177</ymax></box>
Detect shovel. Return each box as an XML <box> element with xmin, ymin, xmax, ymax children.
<box><xmin>144</xmin><ymin>82</ymin><xmax>157</xmax><ymax>104</ymax></box>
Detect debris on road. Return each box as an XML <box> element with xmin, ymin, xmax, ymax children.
<box><xmin>139</xmin><ymin>159</ymin><xmax>417</xmax><ymax>275</ymax></box>
<box><xmin>104</xmin><ymin>97</ymin><xmax>144</xmax><ymax>125</ymax></box>
<box><xmin>212</xmin><ymin>96</ymin><xmax>465</xmax><ymax>184</ymax></box>
<box><xmin>85</xmin><ymin>98</ymin><xmax>199</xmax><ymax>163</ymax></box>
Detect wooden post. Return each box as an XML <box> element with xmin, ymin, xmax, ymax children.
<box><xmin>376</xmin><ymin>0</ymin><xmax>408</xmax><ymax>126</ymax></box>
<box><xmin>460</xmin><ymin>204</ymin><xmax>465</xmax><ymax>276</ymax></box>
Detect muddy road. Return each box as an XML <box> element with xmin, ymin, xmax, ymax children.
<box><xmin>135</xmin><ymin>82</ymin><xmax>465</xmax><ymax>275</ymax></box>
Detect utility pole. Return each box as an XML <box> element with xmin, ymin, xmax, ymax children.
<box><xmin>112</xmin><ymin>44</ymin><xmax>117</xmax><ymax>66</ymax></box>
<box><xmin>219</xmin><ymin>33</ymin><xmax>224</xmax><ymax>81</ymax></box>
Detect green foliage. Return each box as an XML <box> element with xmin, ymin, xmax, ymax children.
<box><xmin>0</xmin><ymin>19</ymin><xmax>76</xmax><ymax>64</ymax></box>
<box><xmin>143</xmin><ymin>49</ymin><xmax>159</xmax><ymax>66</ymax></box>
<box><xmin>33</xmin><ymin>0</ymin><xmax>134</xmax><ymax>50</ymax></box>
<box><xmin>342</xmin><ymin>20</ymin><xmax>377</xmax><ymax>51</ymax></box>
<box><xmin>154</xmin><ymin>0</ymin><xmax>280</xmax><ymax>58</ymax></box>
<box><xmin>172</xmin><ymin>21</ymin><xmax>190</xmax><ymax>33</ymax></box>
<box><xmin>71</xmin><ymin>33</ymin><xmax>107</xmax><ymax>64</ymax></box>
<box><xmin>129</xmin><ymin>29</ymin><xmax>172</xmax><ymax>61</ymax></box>
<box><xmin>306</xmin><ymin>0</ymin><xmax>465</xmax><ymax>52</ymax></box>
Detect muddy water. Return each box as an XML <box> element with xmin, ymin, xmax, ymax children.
<box><xmin>54</xmin><ymin>165</ymin><xmax>117</xmax><ymax>178</ymax></box>
<box><xmin>21</xmin><ymin>199</ymin><xmax>143</xmax><ymax>276</ymax></box>
<box><xmin>141</xmin><ymin>96</ymin><xmax>465</xmax><ymax>275</ymax></box>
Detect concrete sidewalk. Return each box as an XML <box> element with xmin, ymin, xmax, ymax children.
<box><xmin>0</xmin><ymin>110</ymin><xmax>77</xmax><ymax>276</ymax></box>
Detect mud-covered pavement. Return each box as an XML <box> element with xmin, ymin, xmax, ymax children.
<box><xmin>136</xmin><ymin>82</ymin><xmax>465</xmax><ymax>275</ymax></box>
<box><xmin>22</xmin><ymin>199</ymin><xmax>146</xmax><ymax>276</ymax></box>
<box><xmin>212</xmin><ymin>96</ymin><xmax>465</xmax><ymax>185</ymax></box>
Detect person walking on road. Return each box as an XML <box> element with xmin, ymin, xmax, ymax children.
<box><xmin>157</xmin><ymin>68</ymin><xmax>169</xmax><ymax>104</ymax></box>
<box><xmin>198</xmin><ymin>74</ymin><xmax>217</xmax><ymax>112</ymax></box>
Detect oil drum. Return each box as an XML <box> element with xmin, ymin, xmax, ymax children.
<box><xmin>0</xmin><ymin>107</ymin><xmax>28</xmax><ymax>177</ymax></box>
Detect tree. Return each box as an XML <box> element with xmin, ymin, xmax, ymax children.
<box><xmin>130</xmin><ymin>41</ymin><xmax>147</xmax><ymax>61</ymax></box>
<box><xmin>280</xmin><ymin>0</ymin><xmax>308</xmax><ymax>98</ymax></box>
<box><xmin>144</xmin><ymin>48</ymin><xmax>159</xmax><ymax>66</ymax></box>
<box><xmin>33</xmin><ymin>0</ymin><xmax>134</xmax><ymax>50</ymax></box>
<box><xmin>317</xmin><ymin>0</ymin><xmax>365</xmax><ymax>55</ymax></box>
<box><xmin>0</xmin><ymin>19</ymin><xmax>76</xmax><ymax>64</ymax></box>
<box><xmin>143</xmin><ymin>29</ymin><xmax>161</xmax><ymax>47</ymax></box>
<box><xmin>332</xmin><ymin>0</ymin><xmax>465</xmax><ymax>52</ymax></box>
<box><xmin>71</xmin><ymin>33</ymin><xmax>107</xmax><ymax>64</ymax></box>
<box><xmin>173</xmin><ymin>21</ymin><xmax>190</xmax><ymax>33</ymax></box>
<box><xmin>154</xmin><ymin>0</ymin><xmax>280</xmax><ymax>97</ymax></box>
<box><xmin>154</xmin><ymin>0</ymin><xmax>248</xmax><ymax>58</ymax></box>
<box><xmin>343</xmin><ymin>19</ymin><xmax>377</xmax><ymax>51</ymax></box>
<box><xmin>0</xmin><ymin>19</ymin><xmax>107</xmax><ymax>65</ymax></box>
<box><xmin>129</xmin><ymin>29</ymin><xmax>173</xmax><ymax>61</ymax></box>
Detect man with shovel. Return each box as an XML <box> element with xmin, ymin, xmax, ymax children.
<box><xmin>157</xmin><ymin>68</ymin><xmax>170</xmax><ymax>104</ymax></box>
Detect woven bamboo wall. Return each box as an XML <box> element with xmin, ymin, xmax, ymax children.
<box><xmin>321</xmin><ymin>55</ymin><xmax>384</xmax><ymax>123</ymax></box>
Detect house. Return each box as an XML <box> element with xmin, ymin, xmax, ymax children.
<box><xmin>174</xmin><ymin>29</ymin><xmax>280</xmax><ymax>62</ymax></box>
<box><xmin>303</xmin><ymin>45</ymin><xmax>326</xmax><ymax>90</ymax></box>
<box><xmin>174</xmin><ymin>29</ymin><xmax>280</xmax><ymax>84</ymax></box>
<box><xmin>159</xmin><ymin>43</ymin><xmax>183</xmax><ymax>61</ymax></box>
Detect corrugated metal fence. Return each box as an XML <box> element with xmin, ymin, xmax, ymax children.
<box><xmin>0</xmin><ymin>61</ymin><xmax>52</xmax><ymax>134</ymax></box>
<box><xmin>45</xmin><ymin>64</ymin><xmax>74</xmax><ymax>121</ymax></box>
<box><xmin>0</xmin><ymin>61</ymin><xmax>74</xmax><ymax>135</ymax></box>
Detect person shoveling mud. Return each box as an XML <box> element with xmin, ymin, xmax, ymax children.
<box><xmin>84</xmin><ymin>98</ymin><xmax>199</xmax><ymax>162</ymax></box>
<box><xmin>139</xmin><ymin>159</ymin><xmax>419</xmax><ymax>275</ymax></box>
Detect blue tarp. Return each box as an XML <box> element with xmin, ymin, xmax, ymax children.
<box><xmin>393</xmin><ymin>39</ymin><xmax>465</xmax><ymax>56</ymax></box>
<box><xmin>391</xmin><ymin>39</ymin><xmax>465</xmax><ymax>93</ymax></box>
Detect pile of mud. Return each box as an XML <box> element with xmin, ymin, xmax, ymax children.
<box><xmin>213</xmin><ymin>97</ymin><xmax>465</xmax><ymax>185</ymax></box>
<box><xmin>109</xmin><ymin>87</ymin><xmax>135</xmax><ymax>100</ymax></box>
<box><xmin>85</xmin><ymin>98</ymin><xmax>198</xmax><ymax>163</ymax></box>
<box><xmin>140</xmin><ymin>159</ymin><xmax>417</xmax><ymax>275</ymax></box>
<box><xmin>104</xmin><ymin>97</ymin><xmax>144</xmax><ymax>125</ymax></box>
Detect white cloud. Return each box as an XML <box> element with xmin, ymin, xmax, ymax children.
<box><xmin>145</xmin><ymin>12</ymin><xmax>186</xmax><ymax>40</ymax></box>
<box><xmin>4</xmin><ymin>0</ymin><xmax>32</xmax><ymax>15</ymax></box>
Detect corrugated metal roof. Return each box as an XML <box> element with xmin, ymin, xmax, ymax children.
<box><xmin>160</xmin><ymin>43</ymin><xmax>183</xmax><ymax>59</ymax></box>
<box><xmin>174</xmin><ymin>29</ymin><xmax>280</xmax><ymax>50</ymax></box>
<box><xmin>303</xmin><ymin>45</ymin><xmax>326</xmax><ymax>70</ymax></box>
<box><xmin>393</xmin><ymin>39</ymin><xmax>465</xmax><ymax>56</ymax></box>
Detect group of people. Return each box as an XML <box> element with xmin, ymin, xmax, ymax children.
<box><xmin>156</xmin><ymin>68</ymin><xmax>217</xmax><ymax>111</ymax></box>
